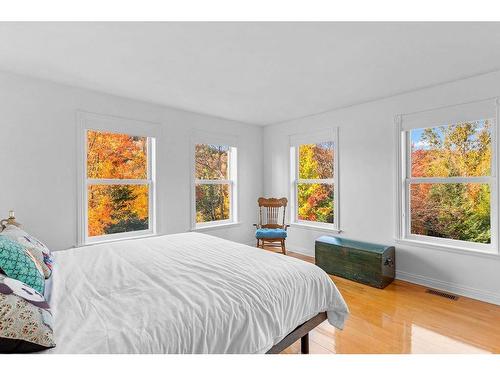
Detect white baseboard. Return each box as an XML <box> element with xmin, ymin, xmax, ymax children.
<box><xmin>396</xmin><ymin>270</ymin><xmax>500</xmax><ymax>306</ymax></box>
<box><xmin>283</xmin><ymin>244</ymin><xmax>315</xmax><ymax>257</ymax></box>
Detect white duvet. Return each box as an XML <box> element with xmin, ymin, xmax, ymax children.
<box><xmin>49</xmin><ymin>232</ymin><xmax>348</xmax><ymax>353</ymax></box>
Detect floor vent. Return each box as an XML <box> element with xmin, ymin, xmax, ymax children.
<box><xmin>426</xmin><ymin>289</ymin><xmax>459</xmax><ymax>300</ymax></box>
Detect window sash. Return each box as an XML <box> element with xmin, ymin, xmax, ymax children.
<box><xmin>403</xmin><ymin>181</ymin><xmax>495</xmax><ymax>244</ymax></box>
<box><xmin>87</xmin><ymin>178</ymin><xmax>152</xmax><ymax>185</ymax></box>
<box><xmin>406</xmin><ymin>176</ymin><xmax>492</xmax><ymax>184</ymax></box>
<box><xmin>83</xmin><ymin>132</ymin><xmax>155</xmax><ymax>244</ymax></box>
<box><xmin>85</xmin><ymin>180</ymin><xmax>154</xmax><ymax>242</ymax></box>
<box><xmin>195</xmin><ymin>179</ymin><xmax>232</xmax><ymax>185</ymax></box>
<box><xmin>404</xmin><ymin>179</ymin><xmax>494</xmax><ymax>242</ymax></box>
<box><xmin>192</xmin><ymin>145</ymin><xmax>237</xmax><ymax>229</ymax></box>
<box><xmin>296</xmin><ymin>178</ymin><xmax>334</xmax><ymax>184</ymax></box>
<box><xmin>398</xmin><ymin>118</ymin><xmax>498</xmax><ymax>253</ymax></box>
<box><xmin>291</xmin><ymin>136</ymin><xmax>338</xmax><ymax>229</ymax></box>
<box><xmin>85</xmin><ymin>129</ymin><xmax>151</xmax><ymax>181</ymax></box>
<box><xmin>294</xmin><ymin>180</ymin><xmax>335</xmax><ymax>225</ymax></box>
<box><xmin>407</xmin><ymin>124</ymin><xmax>494</xmax><ymax>180</ymax></box>
<box><xmin>194</xmin><ymin>181</ymin><xmax>233</xmax><ymax>225</ymax></box>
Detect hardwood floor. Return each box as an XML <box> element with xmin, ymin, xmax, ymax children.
<box><xmin>263</xmin><ymin>247</ymin><xmax>500</xmax><ymax>354</ymax></box>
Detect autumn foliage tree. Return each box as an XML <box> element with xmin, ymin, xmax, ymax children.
<box><xmin>297</xmin><ymin>142</ymin><xmax>334</xmax><ymax>223</ymax></box>
<box><xmin>410</xmin><ymin>120</ymin><xmax>491</xmax><ymax>243</ymax></box>
<box><xmin>87</xmin><ymin>130</ymin><xmax>149</xmax><ymax>236</ymax></box>
<box><xmin>195</xmin><ymin>144</ymin><xmax>230</xmax><ymax>222</ymax></box>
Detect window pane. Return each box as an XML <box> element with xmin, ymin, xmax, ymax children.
<box><xmin>299</xmin><ymin>142</ymin><xmax>334</xmax><ymax>179</ymax></box>
<box><xmin>87</xmin><ymin>130</ymin><xmax>148</xmax><ymax>179</ymax></box>
<box><xmin>411</xmin><ymin>120</ymin><xmax>492</xmax><ymax>177</ymax></box>
<box><xmin>195</xmin><ymin>144</ymin><xmax>229</xmax><ymax>180</ymax></box>
<box><xmin>88</xmin><ymin>184</ymin><xmax>149</xmax><ymax>237</ymax></box>
<box><xmin>297</xmin><ymin>183</ymin><xmax>334</xmax><ymax>223</ymax></box>
<box><xmin>196</xmin><ymin>184</ymin><xmax>230</xmax><ymax>223</ymax></box>
<box><xmin>410</xmin><ymin>183</ymin><xmax>490</xmax><ymax>244</ymax></box>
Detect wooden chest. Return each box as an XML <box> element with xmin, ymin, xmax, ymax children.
<box><xmin>315</xmin><ymin>236</ymin><xmax>395</xmax><ymax>289</ymax></box>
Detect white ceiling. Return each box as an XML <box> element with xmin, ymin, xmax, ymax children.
<box><xmin>1</xmin><ymin>22</ymin><xmax>500</xmax><ymax>125</ymax></box>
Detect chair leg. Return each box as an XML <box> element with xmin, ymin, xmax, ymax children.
<box><xmin>281</xmin><ymin>239</ymin><xmax>286</xmax><ymax>255</ymax></box>
<box><xmin>256</xmin><ymin>239</ymin><xmax>260</xmax><ymax>248</ymax></box>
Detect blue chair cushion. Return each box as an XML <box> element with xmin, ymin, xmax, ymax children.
<box><xmin>255</xmin><ymin>228</ymin><xmax>287</xmax><ymax>239</ymax></box>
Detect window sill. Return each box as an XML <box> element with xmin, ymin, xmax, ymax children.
<box><xmin>290</xmin><ymin>222</ymin><xmax>341</xmax><ymax>233</ymax></box>
<box><xmin>395</xmin><ymin>238</ymin><xmax>500</xmax><ymax>259</ymax></box>
<box><xmin>192</xmin><ymin>222</ymin><xmax>242</xmax><ymax>231</ymax></box>
<box><xmin>80</xmin><ymin>232</ymin><xmax>157</xmax><ymax>247</ymax></box>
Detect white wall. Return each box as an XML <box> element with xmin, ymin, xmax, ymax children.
<box><xmin>263</xmin><ymin>71</ymin><xmax>500</xmax><ymax>305</ymax></box>
<box><xmin>2</xmin><ymin>68</ymin><xmax>499</xmax><ymax>305</ymax></box>
<box><xmin>0</xmin><ymin>71</ymin><xmax>263</xmax><ymax>250</ymax></box>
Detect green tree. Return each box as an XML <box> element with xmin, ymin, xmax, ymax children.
<box><xmin>103</xmin><ymin>185</ymin><xmax>148</xmax><ymax>234</ymax></box>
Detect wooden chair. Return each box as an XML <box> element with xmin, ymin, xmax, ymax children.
<box><xmin>254</xmin><ymin>197</ymin><xmax>290</xmax><ymax>255</ymax></box>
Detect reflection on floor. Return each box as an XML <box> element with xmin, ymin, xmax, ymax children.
<box><xmin>410</xmin><ymin>324</ymin><xmax>489</xmax><ymax>354</ymax></box>
<box><xmin>263</xmin><ymin>247</ymin><xmax>500</xmax><ymax>354</ymax></box>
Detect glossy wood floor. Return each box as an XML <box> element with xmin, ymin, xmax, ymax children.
<box><xmin>263</xmin><ymin>247</ymin><xmax>500</xmax><ymax>354</ymax></box>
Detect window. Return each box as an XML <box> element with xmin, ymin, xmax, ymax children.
<box><xmin>193</xmin><ymin>143</ymin><xmax>237</xmax><ymax>229</ymax></box>
<box><xmin>78</xmin><ymin>113</ymin><xmax>156</xmax><ymax>245</ymax></box>
<box><xmin>290</xmin><ymin>129</ymin><xmax>339</xmax><ymax>230</ymax></box>
<box><xmin>397</xmin><ymin>99</ymin><xmax>498</xmax><ymax>254</ymax></box>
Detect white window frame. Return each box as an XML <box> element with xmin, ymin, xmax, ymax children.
<box><xmin>289</xmin><ymin>128</ymin><xmax>340</xmax><ymax>232</ymax></box>
<box><xmin>77</xmin><ymin>111</ymin><xmax>159</xmax><ymax>246</ymax></box>
<box><xmin>190</xmin><ymin>130</ymin><xmax>238</xmax><ymax>230</ymax></box>
<box><xmin>395</xmin><ymin>99</ymin><xmax>500</xmax><ymax>256</ymax></box>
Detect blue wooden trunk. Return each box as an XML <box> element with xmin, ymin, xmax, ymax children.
<box><xmin>315</xmin><ymin>236</ymin><xmax>395</xmax><ymax>289</ymax></box>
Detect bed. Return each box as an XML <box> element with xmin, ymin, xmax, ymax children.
<box><xmin>48</xmin><ymin>232</ymin><xmax>348</xmax><ymax>354</ymax></box>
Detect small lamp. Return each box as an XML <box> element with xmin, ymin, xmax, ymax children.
<box><xmin>0</xmin><ymin>210</ymin><xmax>22</xmax><ymax>229</ymax></box>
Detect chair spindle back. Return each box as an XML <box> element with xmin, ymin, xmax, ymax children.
<box><xmin>257</xmin><ymin>197</ymin><xmax>287</xmax><ymax>229</ymax></box>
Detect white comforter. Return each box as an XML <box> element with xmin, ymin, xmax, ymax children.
<box><xmin>49</xmin><ymin>232</ymin><xmax>348</xmax><ymax>353</ymax></box>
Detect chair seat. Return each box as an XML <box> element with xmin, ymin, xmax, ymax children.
<box><xmin>255</xmin><ymin>228</ymin><xmax>287</xmax><ymax>239</ymax></box>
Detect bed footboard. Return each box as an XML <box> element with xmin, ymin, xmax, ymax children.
<box><xmin>265</xmin><ymin>312</ymin><xmax>327</xmax><ymax>354</ymax></box>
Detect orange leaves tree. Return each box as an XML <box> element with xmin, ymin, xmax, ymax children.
<box><xmin>87</xmin><ymin>130</ymin><xmax>149</xmax><ymax>236</ymax></box>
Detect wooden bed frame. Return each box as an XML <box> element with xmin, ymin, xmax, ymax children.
<box><xmin>266</xmin><ymin>312</ymin><xmax>327</xmax><ymax>354</ymax></box>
